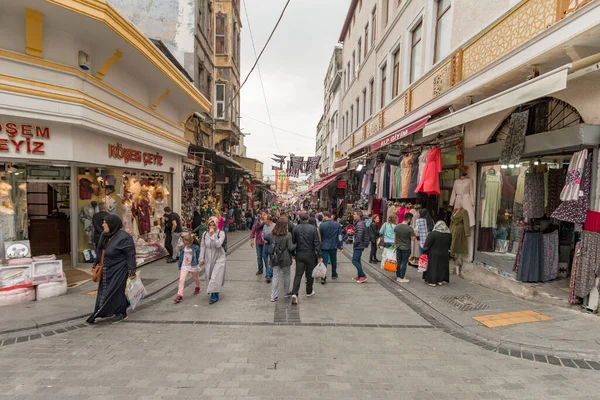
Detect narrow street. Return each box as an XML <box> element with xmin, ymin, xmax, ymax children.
<box><xmin>1</xmin><ymin>240</ymin><xmax>599</xmax><ymax>400</ymax></box>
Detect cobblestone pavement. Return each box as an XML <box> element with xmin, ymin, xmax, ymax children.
<box><xmin>0</xmin><ymin>241</ymin><xmax>599</xmax><ymax>400</ymax></box>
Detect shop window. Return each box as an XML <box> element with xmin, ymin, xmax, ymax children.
<box><xmin>434</xmin><ymin>0</ymin><xmax>452</xmax><ymax>63</ymax></box>
<box><xmin>409</xmin><ymin>20</ymin><xmax>423</xmax><ymax>84</ymax></box>
<box><xmin>392</xmin><ymin>48</ymin><xmax>400</xmax><ymax>98</ymax></box>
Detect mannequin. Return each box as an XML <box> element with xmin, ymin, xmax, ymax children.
<box><xmin>16</xmin><ymin>183</ymin><xmax>28</xmax><ymax>239</ymax></box>
<box><xmin>79</xmin><ymin>201</ymin><xmax>99</xmax><ymax>245</ymax></box>
<box><xmin>450</xmin><ymin>205</ymin><xmax>470</xmax><ymax>275</ymax></box>
<box><xmin>0</xmin><ymin>181</ymin><xmax>16</xmax><ymax>241</ymax></box>
<box><xmin>409</xmin><ymin>204</ymin><xmax>421</xmax><ymax>264</ymax></box>
<box><xmin>449</xmin><ymin>173</ymin><xmax>475</xmax><ymax>227</ymax></box>
<box><xmin>122</xmin><ymin>192</ymin><xmax>138</xmax><ymax>238</ymax></box>
<box><xmin>136</xmin><ymin>188</ymin><xmax>151</xmax><ymax>236</ymax></box>
<box><xmin>152</xmin><ymin>189</ymin><xmax>167</xmax><ymax>226</ymax></box>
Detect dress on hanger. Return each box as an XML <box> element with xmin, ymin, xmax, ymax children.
<box><xmin>450</xmin><ymin>208</ymin><xmax>470</xmax><ymax>256</ymax></box>
<box><xmin>408</xmin><ymin>152</ymin><xmax>420</xmax><ymax>198</ymax></box>
<box><xmin>79</xmin><ymin>204</ymin><xmax>99</xmax><ymax>245</ymax></box>
<box><xmin>480</xmin><ymin>170</ymin><xmax>502</xmax><ymax>228</ymax></box>
<box><xmin>401</xmin><ymin>154</ymin><xmax>414</xmax><ymax>198</ymax></box>
<box><xmin>0</xmin><ymin>182</ymin><xmax>15</xmax><ymax>241</ymax></box>
<box><xmin>514</xmin><ymin>172</ymin><xmax>526</xmax><ymax>204</ymax></box>
<box><xmin>560</xmin><ymin>149</ymin><xmax>588</xmax><ymax>201</ymax></box>
<box><xmin>417</xmin><ymin>150</ymin><xmax>430</xmax><ymax>185</ymax></box>
<box><xmin>449</xmin><ymin>178</ymin><xmax>475</xmax><ymax>227</ymax></box>
<box><xmin>415</xmin><ymin>147</ymin><xmax>442</xmax><ymax>195</ymax></box>
<box><xmin>395</xmin><ymin>167</ymin><xmax>402</xmax><ymax>198</ymax></box>
<box><xmin>523</xmin><ymin>171</ymin><xmax>545</xmax><ymax>219</ymax></box>
<box><xmin>136</xmin><ymin>197</ymin><xmax>151</xmax><ymax>236</ymax></box>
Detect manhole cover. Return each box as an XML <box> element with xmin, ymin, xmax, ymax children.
<box><xmin>442</xmin><ymin>294</ymin><xmax>491</xmax><ymax>311</ymax></box>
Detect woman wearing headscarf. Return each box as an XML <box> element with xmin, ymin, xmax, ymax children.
<box><xmin>191</xmin><ymin>210</ymin><xmax>202</xmax><ymax>231</ymax></box>
<box><xmin>87</xmin><ymin>215</ymin><xmax>136</xmax><ymax>324</ymax></box>
<box><xmin>422</xmin><ymin>221</ymin><xmax>452</xmax><ymax>287</ymax></box>
<box><xmin>201</xmin><ymin>216</ymin><xmax>227</xmax><ymax>304</ymax></box>
<box><xmin>415</xmin><ymin>209</ymin><xmax>434</xmax><ymax>255</ymax></box>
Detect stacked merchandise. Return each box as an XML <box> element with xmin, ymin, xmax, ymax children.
<box><xmin>0</xmin><ymin>243</ymin><xmax>66</xmax><ymax>306</ymax></box>
<box><xmin>134</xmin><ymin>238</ymin><xmax>168</xmax><ymax>267</ymax></box>
<box><xmin>181</xmin><ymin>164</ymin><xmax>199</xmax><ymax>227</ymax></box>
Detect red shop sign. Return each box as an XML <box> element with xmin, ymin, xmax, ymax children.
<box><xmin>369</xmin><ymin>116</ymin><xmax>430</xmax><ymax>151</ymax></box>
<box><xmin>0</xmin><ymin>122</ymin><xmax>50</xmax><ymax>155</ymax></box>
<box><xmin>337</xmin><ymin>180</ymin><xmax>347</xmax><ymax>189</ymax></box>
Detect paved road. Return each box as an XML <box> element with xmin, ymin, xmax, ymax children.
<box><xmin>0</xmin><ymin>241</ymin><xmax>598</xmax><ymax>400</ymax></box>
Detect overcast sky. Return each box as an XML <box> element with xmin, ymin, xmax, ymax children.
<box><xmin>240</xmin><ymin>0</ymin><xmax>350</xmax><ymax>180</ymax></box>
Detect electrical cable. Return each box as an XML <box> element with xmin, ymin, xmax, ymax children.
<box><xmin>241</xmin><ymin>113</ymin><xmax>315</xmax><ymax>140</ymax></box>
<box><xmin>242</xmin><ymin>0</ymin><xmax>280</xmax><ymax>152</ymax></box>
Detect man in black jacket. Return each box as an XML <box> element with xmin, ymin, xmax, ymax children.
<box><xmin>291</xmin><ymin>212</ymin><xmax>323</xmax><ymax>304</ymax></box>
<box><xmin>352</xmin><ymin>210</ymin><xmax>369</xmax><ymax>283</ymax></box>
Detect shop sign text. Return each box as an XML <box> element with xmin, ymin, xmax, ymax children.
<box><xmin>0</xmin><ymin>122</ymin><xmax>50</xmax><ymax>155</ymax></box>
<box><xmin>108</xmin><ymin>143</ymin><xmax>163</xmax><ymax>167</ymax></box>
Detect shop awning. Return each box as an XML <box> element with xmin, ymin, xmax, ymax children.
<box><xmin>464</xmin><ymin>124</ymin><xmax>600</xmax><ymax>163</ymax></box>
<box><xmin>305</xmin><ymin>171</ymin><xmax>343</xmax><ymax>195</ymax></box>
<box><xmin>370</xmin><ymin>116</ymin><xmax>430</xmax><ymax>151</ymax></box>
<box><xmin>423</xmin><ymin>65</ymin><xmax>570</xmax><ymax>138</ymax></box>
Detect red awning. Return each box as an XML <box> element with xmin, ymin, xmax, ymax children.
<box><xmin>370</xmin><ymin>115</ymin><xmax>430</xmax><ymax>151</ymax></box>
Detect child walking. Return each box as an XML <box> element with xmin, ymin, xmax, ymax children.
<box><xmin>174</xmin><ymin>234</ymin><xmax>201</xmax><ymax>303</ymax></box>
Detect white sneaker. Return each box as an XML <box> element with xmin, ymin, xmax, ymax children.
<box><xmin>306</xmin><ymin>291</ymin><xmax>315</xmax><ymax>297</ymax></box>
<box><xmin>291</xmin><ymin>295</ymin><xmax>298</xmax><ymax>304</ymax></box>
<box><xmin>396</xmin><ymin>278</ymin><xmax>410</xmax><ymax>283</ymax></box>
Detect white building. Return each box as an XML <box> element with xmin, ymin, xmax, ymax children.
<box><xmin>0</xmin><ymin>0</ymin><xmax>210</xmax><ymax>268</ymax></box>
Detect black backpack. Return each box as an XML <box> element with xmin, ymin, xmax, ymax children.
<box><xmin>269</xmin><ymin>237</ymin><xmax>286</xmax><ymax>266</ymax></box>
<box><xmin>203</xmin><ymin>231</ymin><xmax>228</xmax><ymax>252</ymax></box>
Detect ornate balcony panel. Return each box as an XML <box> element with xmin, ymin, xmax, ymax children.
<box><xmin>384</xmin><ymin>96</ymin><xmax>407</xmax><ymax>127</ymax></box>
<box><xmin>461</xmin><ymin>0</ymin><xmax>556</xmax><ymax>79</ymax></box>
<box><xmin>563</xmin><ymin>0</ymin><xmax>594</xmax><ymax>17</ymax></box>
<box><xmin>410</xmin><ymin>72</ymin><xmax>435</xmax><ymax>111</ymax></box>
<box><xmin>433</xmin><ymin>61</ymin><xmax>452</xmax><ymax>98</ymax></box>
<box><xmin>366</xmin><ymin>118</ymin><xmax>379</xmax><ymax>137</ymax></box>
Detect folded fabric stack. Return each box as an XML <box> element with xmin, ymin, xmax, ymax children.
<box><xmin>135</xmin><ymin>241</ymin><xmax>168</xmax><ymax>266</ymax></box>
<box><xmin>0</xmin><ymin>266</ymin><xmax>32</xmax><ymax>289</ymax></box>
<box><xmin>7</xmin><ymin>258</ymin><xmax>33</xmax><ymax>266</ymax></box>
<box><xmin>31</xmin><ymin>260</ymin><xmax>64</xmax><ymax>287</ymax></box>
<box><xmin>33</xmin><ymin>255</ymin><xmax>57</xmax><ymax>262</ymax></box>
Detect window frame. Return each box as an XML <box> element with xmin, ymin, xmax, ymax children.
<box><xmin>392</xmin><ymin>48</ymin><xmax>400</xmax><ymax>98</ymax></box>
<box><xmin>215</xmin><ymin>82</ymin><xmax>226</xmax><ymax>119</ymax></box>
<box><xmin>409</xmin><ymin>20</ymin><xmax>423</xmax><ymax>84</ymax></box>
<box><xmin>355</xmin><ymin>97</ymin><xmax>360</xmax><ymax>126</ymax></box>
<box><xmin>350</xmin><ymin>105</ymin><xmax>354</xmax><ymax>132</ymax></box>
<box><xmin>357</xmin><ymin>37</ymin><xmax>362</xmax><ymax>66</ymax></box>
<box><xmin>362</xmin><ymin>88</ymin><xmax>367</xmax><ymax>122</ymax></box>
<box><xmin>369</xmin><ymin>78</ymin><xmax>375</xmax><ymax>116</ymax></box>
<box><xmin>380</xmin><ymin>63</ymin><xmax>387</xmax><ymax>109</ymax></box>
<box><xmin>364</xmin><ymin>23</ymin><xmax>369</xmax><ymax>57</ymax></box>
<box><xmin>371</xmin><ymin>6</ymin><xmax>377</xmax><ymax>44</ymax></box>
<box><xmin>383</xmin><ymin>0</ymin><xmax>389</xmax><ymax>26</ymax></box>
<box><xmin>215</xmin><ymin>12</ymin><xmax>227</xmax><ymax>55</ymax></box>
<box><xmin>434</xmin><ymin>0</ymin><xmax>452</xmax><ymax>64</ymax></box>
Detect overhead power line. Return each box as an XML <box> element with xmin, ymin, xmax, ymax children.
<box><xmin>241</xmin><ymin>113</ymin><xmax>315</xmax><ymax>140</ymax></box>
<box><xmin>242</xmin><ymin>0</ymin><xmax>280</xmax><ymax>152</ymax></box>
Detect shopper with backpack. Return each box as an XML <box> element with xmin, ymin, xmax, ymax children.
<box><xmin>265</xmin><ymin>218</ymin><xmax>296</xmax><ymax>302</ymax></box>
<box><xmin>200</xmin><ymin>216</ymin><xmax>227</xmax><ymax>304</ymax></box>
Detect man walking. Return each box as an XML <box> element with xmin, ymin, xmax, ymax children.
<box><xmin>319</xmin><ymin>212</ymin><xmax>342</xmax><ymax>284</ymax></box>
<box><xmin>394</xmin><ymin>213</ymin><xmax>416</xmax><ymax>283</ymax></box>
<box><xmin>351</xmin><ymin>211</ymin><xmax>369</xmax><ymax>283</ymax></box>
<box><xmin>92</xmin><ymin>202</ymin><xmax>110</xmax><ymax>249</ymax></box>
<box><xmin>291</xmin><ymin>212</ymin><xmax>323</xmax><ymax>304</ymax></box>
<box><xmin>250</xmin><ymin>212</ymin><xmax>268</xmax><ymax>276</ymax></box>
<box><xmin>164</xmin><ymin>207</ymin><xmax>182</xmax><ymax>263</ymax></box>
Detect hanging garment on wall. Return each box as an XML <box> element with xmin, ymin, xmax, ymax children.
<box><xmin>568</xmin><ymin>241</ymin><xmax>582</xmax><ymax>304</ymax></box>
<box><xmin>560</xmin><ymin>149</ymin><xmax>588</xmax><ymax>201</ymax></box>
<box><xmin>79</xmin><ymin>204</ymin><xmax>99</xmax><ymax>245</ymax></box>
<box><xmin>480</xmin><ymin>170</ymin><xmax>502</xmax><ymax>228</ymax></box>
<box><xmin>389</xmin><ymin>166</ymin><xmax>397</xmax><ymax>198</ymax></box>
<box><xmin>499</xmin><ymin>110</ymin><xmax>529</xmax><ymax>165</ymax></box>
<box><xmin>450</xmin><ymin>208</ymin><xmax>470</xmax><ymax>256</ymax></box>
<box><xmin>410</xmin><ymin>208</ymin><xmax>421</xmax><ymax>258</ymax></box>
<box><xmin>514</xmin><ymin>172</ymin><xmax>526</xmax><ymax>204</ymax></box>
<box><xmin>394</xmin><ymin>166</ymin><xmax>402</xmax><ymax>198</ymax></box>
<box><xmin>584</xmin><ymin>210</ymin><xmax>600</xmax><ymax>233</ymax></box>
<box><xmin>415</xmin><ymin>147</ymin><xmax>442</xmax><ymax>195</ymax></box>
<box><xmin>449</xmin><ymin>178</ymin><xmax>475</xmax><ymax>227</ymax></box>
<box><xmin>383</xmin><ymin>164</ymin><xmax>391</xmax><ymax>199</ymax></box>
<box><xmin>417</xmin><ymin>150</ymin><xmax>430</xmax><ymax>185</ymax></box>
<box><xmin>477</xmin><ymin>228</ymin><xmax>495</xmax><ymax>252</ymax></box>
<box><xmin>517</xmin><ymin>231</ymin><xmax>544</xmax><ymax>282</ymax></box>
<box><xmin>408</xmin><ymin>152</ymin><xmax>421</xmax><ymax>197</ymax></box>
<box><xmin>523</xmin><ymin>172</ymin><xmax>545</xmax><ymax>219</ymax></box>
<box><xmin>552</xmin><ymin>156</ymin><xmax>592</xmax><ymax>226</ymax></box>
<box><xmin>401</xmin><ymin>154</ymin><xmax>414</xmax><ymax>198</ymax></box>
<box><xmin>574</xmin><ymin>230</ymin><xmax>600</xmax><ymax>299</ymax></box>
<box><xmin>547</xmin><ymin>168</ymin><xmax>565</xmax><ymax>216</ymax></box>
<box><xmin>542</xmin><ymin>230</ymin><xmax>559</xmax><ymax>281</ymax></box>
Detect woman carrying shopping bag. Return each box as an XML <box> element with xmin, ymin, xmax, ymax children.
<box><xmin>422</xmin><ymin>221</ymin><xmax>452</xmax><ymax>287</ymax></box>
<box><xmin>379</xmin><ymin>215</ymin><xmax>397</xmax><ymax>269</ymax></box>
<box><xmin>266</xmin><ymin>218</ymin><xmax>296</xmax><ymax>302</ymax></box>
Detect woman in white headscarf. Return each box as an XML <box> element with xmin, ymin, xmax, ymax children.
<box><xmin>422</xmin><ymin>221</ymin><xmax>452</xmax><ymax>287</ymax></box>
<box><xmin>201</xmin><ymin>216</ymin><xmax>227</xmax><ymax>304</ymax></box>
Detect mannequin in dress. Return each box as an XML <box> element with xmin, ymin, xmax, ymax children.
<box><xmin>152</xmin><ymin>189</ymin><xmax>166</xmax><ymax>227</ymax></box>
<box><xmin>136</xmin><ymin>188</ymin><xmax>151</xmax><ymax>236</ymax></box>
<box><xmin>409</xmin><ymin>204</ymin><xmax>421</xmax><ymax>264</ymax></box>
<box><xmin>0</xmin><ymin>181</ymin><xmax>16</xmax><ymax>241</ymax></box>
<box><xmin>79</xmin><ymin>201</ymin><xmax>99</xmax><ymax>245</ymax></box>
<box><xmin>450</xmin><ymin>205</ymin><xmax>471</xmax><ymax>275</ymax></box>
<box><xmin>122</xmin><ymin>192</ymin><xmax>136</xmax><ymax>237</ymax></box>
<box><xmin>16</xmin><ymin>183</ymin><xmax>28</xmax><ymax>239</ymax></box>
<box><xmin>449</xmin><ymin>173</ymin><xmax>475</xmax><ymax>227</ymax></box>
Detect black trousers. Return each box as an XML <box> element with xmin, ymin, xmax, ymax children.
<box><xmin>292</xmin><ymin>254</ymin><xmax>316</xmax><ymax>295</ymax></box>
<box><xmin>165</xmin><ymin>234</ymin><xmax>173</xmax><ymax>258</ymax></box>
<box><xmin>369</xmin><ymin>241</ymin><xmax>378</xmax><ymax>261</ymax></box>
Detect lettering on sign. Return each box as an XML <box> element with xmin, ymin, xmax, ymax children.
<box><xmin>108</xmin><ymin>143</ymin><xmax>163</xmax><ymax>167</ymax></box>
<box><xmin>0</xmin><ymin>122</ymin><xmax>50</xmax><ymax>155</ymax></box>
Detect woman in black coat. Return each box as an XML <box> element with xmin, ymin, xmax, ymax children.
<box><xmin>368</xmin><ymin>215</ymin><xmax>381</xmax><ymax>263</ymax></box>
<box><xmin>87</xmin><ymin>215</ymin><xmax>137</xmax><ymax>324</ymax></box>
<box><xmin>266</xmin><ymin>218</ymin><xmax>296</xmax><ymax>302</ymax></box>
<box><xmin>422</xmin><ymin>221</ymin><xmax>452</xmax><ymax>287</ymax></box>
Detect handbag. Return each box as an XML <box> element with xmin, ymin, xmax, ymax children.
<box><xmin>384</xmin><ymin>259</ymin><xmax>397</xmax><ymax>272</ymax></box>
<box><xmin>418</xmin><ymin>254</ymin><xmax>428</xmax><ymax>272</ymax></box>
<box><xmin>92</xmin><ymin>250</ymin><xmax>105</xmax><ymax>283</ymax></box>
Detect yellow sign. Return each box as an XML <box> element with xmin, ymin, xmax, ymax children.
<box><xmin>335</xmin><ymin>151</ymin><xmax>341</xmax><ymax>159</ymax></box>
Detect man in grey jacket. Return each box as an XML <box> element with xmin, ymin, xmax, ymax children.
<box><xmin>351</xmin><ymin>210</ymin><xmax>369</xmax><ymax>283</ymax></box>
<box><xmin>319</xmin><ymin>212</ymin><xmax>342</xmax><ymax>284</ymax></box>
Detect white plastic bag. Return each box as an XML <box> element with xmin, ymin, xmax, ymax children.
<box><xmin>126</xmin><ymin>272</ymin><xmax>147</xmax><ymax>310</ymax></box>
<box><xmin>380</xmin><ymin>247</ymin><xmax>397</xmax><ymax>269</ymax></box>
<box><xmin>312</xmin><ymin>262</ymin><xmax>327</xmax><ymax>279</ymax></box>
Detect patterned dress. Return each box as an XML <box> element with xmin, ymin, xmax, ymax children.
<box><xmin>523</xmin><ymin>172</ymin><xmax>545</xmax><ymax>219</ymax></box>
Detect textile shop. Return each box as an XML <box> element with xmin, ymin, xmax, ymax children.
<box><xmin>463</xmin><ymin>98</ymin><xmax>600</xmax><ymax>309</ymax></box>
<box><xmin>0</xmin><ymin>117</ymin><xmax>180</xmax><ymax>304</ymax></box>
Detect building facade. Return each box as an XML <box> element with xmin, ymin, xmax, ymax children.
<box><xmin>0</xmin><ymin>0</ymin><xmax>210</xmax><ymax>268</ymax></box>
<box><xmin>329</xmin><ymin>0</ymin><xmax>600</xmax><ymax>307</ymax></box>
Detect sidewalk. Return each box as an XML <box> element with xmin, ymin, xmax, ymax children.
<box><xmin>361</xmin><ymin>246</ymin><xmax>600</xmax><ymax>361</ymax></box>
<box><xmin>0</xmin><ymin>231</ymin><xmax>249</xmax><ymax>340</ymax></box>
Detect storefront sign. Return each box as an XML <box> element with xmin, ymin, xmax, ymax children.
<box><xmin>337</xmin><ymin>180</ymin><xmax>347</xmax><ymax>189</ymax></box>
<box><xmin>0</xmin><ymin>122</ymin><xmax>50</xmax><ymax>155</ymax></box>
<box><xmin>334</xmin><ymin>158</ymin><xmax>347</xmax><ymax>169</ymax></box>
<box><xmin>108</xmin><ymin>143</ymin><xmax>163</xmax><ymax>167</ymax></box>
<box><xmin>369</xmin><ymin>116</ymin><xmax>430</xmax><ymax>151</ymax></box>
